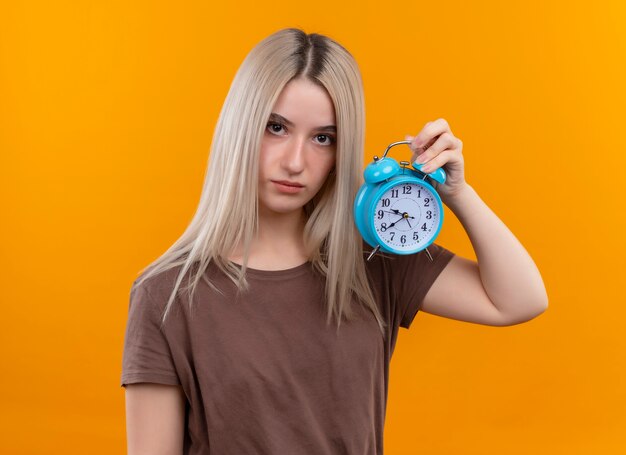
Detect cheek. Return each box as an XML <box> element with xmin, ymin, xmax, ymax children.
<box><xmin>315</xmin><ymin>150</ymin><xmax>335</xmax><ymax>171</ymax></box>
<box><xmin>323</xmin><ymin>155</ymin><xmax>336</xmax><ymax>175</ymax></box>
<box><xmin>312</xmin><ymin>155</ymin><xmax>336</xmax><ymax>185</ymax></box>
<box><xmin>258</xmin><ymin>148</ymin><xmax>271</xmax><ymax>178</ymax></box>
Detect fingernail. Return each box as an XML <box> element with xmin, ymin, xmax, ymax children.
<box><xmin>415</xmin><ymin>154</ymin><xmax>427</xmax><ymax>163</ymax></box>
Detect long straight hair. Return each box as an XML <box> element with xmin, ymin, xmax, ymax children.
<box><xmin>134</xmin><ymin>28</ymin><xmax>387</xmax><ymax>338</ymax></box>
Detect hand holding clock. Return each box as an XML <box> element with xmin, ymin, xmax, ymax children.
<box><xmin>405</xmin><ymin>118</ymin><xmax>468</xmax><ymax>203</ymax></box>
<box><xmin>354</xmin><ymin>133</ymin><xmax>450</xmax><ymax>255</ymax></box>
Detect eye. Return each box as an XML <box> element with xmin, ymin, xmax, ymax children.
<box><xmin>266</xmin><ymin>122</ymin><xmax>286</xmax><ymax>135</ymax></box>
<box><xmin>314</xmin><ymin>134</ymin><xmax>336</xmax><ymax>146</ymax></box>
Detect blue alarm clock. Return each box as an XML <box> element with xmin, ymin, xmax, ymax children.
<box><xmin>354</xmin><ymin>140</ymin><xmax>447</xmax><ymax>261</ymax></box>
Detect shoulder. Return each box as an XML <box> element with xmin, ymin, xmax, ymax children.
<box><xmin>363</xmin><ymin>242</ymin><xmax>455</xmax><ymax>288</ymax></box>
<box><xmin>358</xmin><ymin>242</ymin><xmax>456</xmax><ymax>329</ymax></box>
<box><xmin>131</xmin><ymin>260</ymin><xmax>230</xmax><ymax>310</ymax></box>
<box><xmin>133</xmin><ymin>264</ymin><xmax>181</xmax><ymax>297</ymax></box>
<box><xmin>130</xmin><ymin>262</ymin><xmax>199</xmax><ymax>312</ymax></box>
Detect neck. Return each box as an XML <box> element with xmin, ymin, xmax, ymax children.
<box><xmin>229</xmin><ymin>207</ymin><xmax>309</xmax><ymax>270</ymax></box>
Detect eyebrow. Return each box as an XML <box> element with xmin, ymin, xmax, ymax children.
<box><xmin>269</xmin><ymin>112</ymin><xmax>336</xmax><ymax>133</ymax></box>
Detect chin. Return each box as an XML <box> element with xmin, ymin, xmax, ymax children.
<box><xmin>263</xmin><ymin>203</ymin><xmax>306</xmax><ymax>215</ymax></box>
<box><xmin>259</xmin><ymin>196</ymin><xmax>312</xmax><ymax>216</ymax></box>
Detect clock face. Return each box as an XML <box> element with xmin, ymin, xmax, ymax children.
<box><xmin>372</xmin><ymin>181</ymin><xmax>441</xmax><ymax>252</ymax></box>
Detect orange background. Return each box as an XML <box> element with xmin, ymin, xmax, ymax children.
<box><xmin>1</xmin><ymin>0</ymin><xmax>625</xmax><ymax>453</ymax></box>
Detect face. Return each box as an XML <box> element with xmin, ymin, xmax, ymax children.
<box><xmin>257</xmin><ymin>77</ymin><xmax>337</xmax><ymax>217</ymax></box>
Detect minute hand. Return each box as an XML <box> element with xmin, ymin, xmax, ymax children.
<box><xmin>386</xmin><ymin>215</ymin><xmax>405</xmax><ymax>229</ymax></box>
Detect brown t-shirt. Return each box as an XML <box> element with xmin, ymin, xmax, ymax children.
<box><xmin>120</xmin><ymin>243</ymin><xmax>455</xmax><ymax>454</ymax></box>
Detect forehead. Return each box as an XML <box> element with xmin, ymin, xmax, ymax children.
<box><xmin>271</xmin><ymin>78</ymin><xmax>336</xmax><ymax>125</ymax></box>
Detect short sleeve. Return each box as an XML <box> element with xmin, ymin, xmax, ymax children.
<box><xmin>392</xmin><ymin>243</ymin><xmax>455</xmax><ymax>329</ymax></box>
<box><xmin>120</xmin><ymin>281</ymin><xmax>181</xmax><ymax>388</ymax></box>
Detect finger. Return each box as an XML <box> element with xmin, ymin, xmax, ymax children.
<box><xmin>420</xmin><ymin>149</ymin><xmax>455</xmax><ymax>173</ymax></box>
<box><xmin>411</xmin><ymin>118</ymin><xmax>450</xmax><ymax>150</ymax></box>
<box><xmin>409</xmin><ymin>136</ymin><xmax>437</xmax><ymax>163</ymax></box>
<box><xmin>409</xmin><ymin>131</ymin><xmax>440</xmax><ymax>161</ymax></box>
<box><xmin>406</xmin><ymin>134</ymin><xmax>425</xmax><ymax>158</ymax></box>
<box><xmin>412</xmin><ymin>132</ymin><xmax>457</xmax><ymax>164</ymax></box>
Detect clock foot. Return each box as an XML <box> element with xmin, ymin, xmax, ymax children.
<box><xmin>367</xmin><ymin>245</ymin><xmax>381</xmax><ymax>262</ymax></box>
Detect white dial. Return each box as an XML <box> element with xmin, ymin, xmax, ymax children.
<box><xmin>372</xmin><ymin>182</ymin><xmax>441</xmax><ymax>251</ymax></box>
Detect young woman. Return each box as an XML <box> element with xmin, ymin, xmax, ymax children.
<box><xmin>120</xmin><ymin>28</ymin><xmax>548</xmax><ymax>454</ymax></box>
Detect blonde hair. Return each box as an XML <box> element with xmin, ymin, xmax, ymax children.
<box><xmin>134</xmin><ymin>28</ymin><xmax>387</xmax><ymax>338</ymax></box>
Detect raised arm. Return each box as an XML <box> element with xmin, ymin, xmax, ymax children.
<box><xmin>407</xmin><ymin>119</ymin><xmax>548</xmax><ymax>326</ymax></box>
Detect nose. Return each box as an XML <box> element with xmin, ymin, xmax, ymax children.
<box><xmin>281</xmin><ymin>135</ymin><xmax>306</xmax><ymax>174</ymax></box>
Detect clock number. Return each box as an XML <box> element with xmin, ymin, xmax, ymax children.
<box><xmin>426</xmin><ymin>211</ymin><xmax>432</xmax><ymax>219</ymax></box>
<box><xmin>421</xmin><ymin>223</ymin><xmax>427</xmax><ymax>231</ymax></box>
<box><xmin>424</xmin><ymin>198</ymin><xmax>430</xmax><ymax>207</ymax></box>
<box><xmin>377</xmin><ymin>210</ymin><xmax>384</xmax><ymax>219</ymax></box>
<box><xmin>382</xmin><ymin>198</ymin><xmax>390</xmax><ymax>207</ymax></box>
<box><xmin>402</xmin><ymin>185</ymin><xmax>412</xmax><ymax>195</ymax></box>
<box><xmin>390</xmin><ymin>232</ymin><xmax>395</xmax><ymax>241</ymax></box>
<box><xmin>400</xmin><ymin>235</ymin><xmax>406</xmax><ymax>244</ymax></box>
<box><xmin>391</xmin><ymin>189</ymin><xmax>399</xmax><ymax>198</ymax></box>
<box><xmin>417</xmin><ymin>189</ymin><xmax>421</xmax><ymax>198</ymax></box>
<box><xmin>413</xmin><ymin>232</ymin><xmax>419</xmax><ymax>241</ymax></box>
<box><xmin>381</xmin><ymin>222</ymin><xmax>388</xmax><ymax>232</ymax></box>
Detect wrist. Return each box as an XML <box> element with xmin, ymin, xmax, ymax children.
<box><xmin>442</xmin><ymin>183</ymin><xmax>476</xmax><ymax>211</ymax></box>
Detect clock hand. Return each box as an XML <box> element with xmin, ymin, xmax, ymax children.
<box><xmin>386</xmin><ymin>215</ymin><xmax>405</xmax><ymax>229</ymax></box>
<box><xmin>406</xmin><ymin>218</ymin><xmax>412</xmax><ymax>229</ymax></box>
<box><xmin>390</xmin><ymin>208</ymin><xmax>415</xmax><ymax>219</ymax></box>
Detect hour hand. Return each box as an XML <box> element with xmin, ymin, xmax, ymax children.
<box><xmin>391</xmin><ymin>209</ymin><xmax>415</xmax><ymax>219</ymax></box>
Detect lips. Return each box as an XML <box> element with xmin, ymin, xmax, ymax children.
<box><xmin>271</xmin><ymin>180</ymin><xmax>304</xmax><ymax>188</ymax></box>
